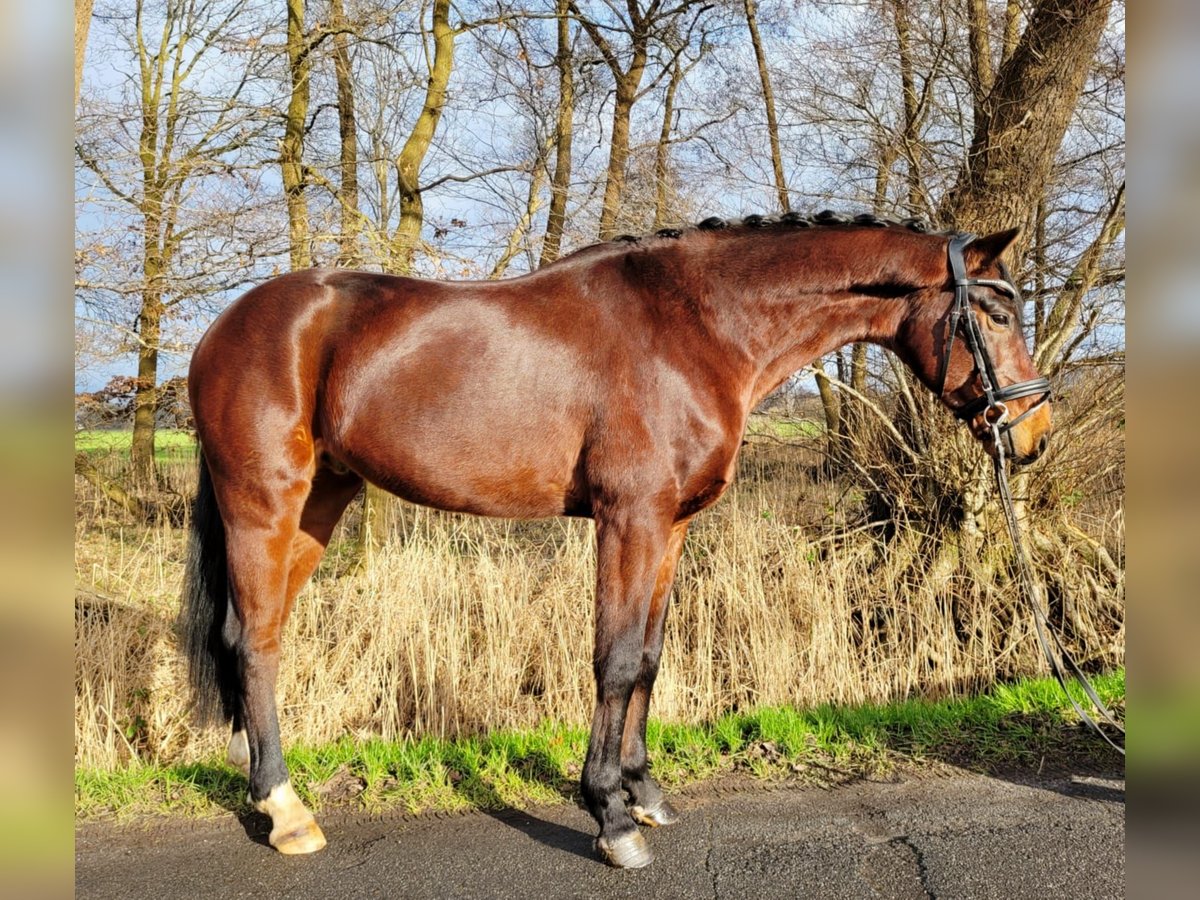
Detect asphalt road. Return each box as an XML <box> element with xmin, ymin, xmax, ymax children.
<box><xmin>76</xmin><ymin>771</ymin><xmax>1124</xmax><ymax>899</ymax></box>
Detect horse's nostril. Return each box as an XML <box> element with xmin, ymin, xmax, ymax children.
<box><xmin>1038</xmin><ymin>435</ymin><xmax>1048</xmax><ymax>455</ymax></box>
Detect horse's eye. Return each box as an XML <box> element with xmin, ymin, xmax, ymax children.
<box><xmin>989</xmin><ymin>312</ymin><xmax>1011</xmax><ymax>327</ymax></box>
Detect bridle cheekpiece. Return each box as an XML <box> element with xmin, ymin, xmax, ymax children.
<box><xmin>938</xmin><ymin>233</ymin><xmax>1052</xmax><ymax>457</ymax></box>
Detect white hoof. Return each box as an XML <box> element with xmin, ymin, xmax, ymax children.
<box><xmin>254</xmin><ymin>783</ymin><xmax>327</xmax><ymax>855</ymax></box>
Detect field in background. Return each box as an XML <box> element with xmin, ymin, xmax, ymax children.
<box><xmin>74</xmin><ymin>428</ymin><xmax>1124</xmax><ymax>773</ymax></box>
<box><xmin>744</xmin><ymin>415</ymin><xmax>824</xmax><ymax>440</ymax></box>
<box><xmin>75</xmin><ymin>429</ymin><xmax>196</xmax><ymax>463</ymax></box>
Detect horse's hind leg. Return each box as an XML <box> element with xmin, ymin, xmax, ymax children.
<box><xmin>214</xmin><ymin>449</ymin><xmax>362</xmax><ymax>856</ymax></box>
<box><xmin>622</xmin><ymin>520</ymin><xmax>689</xmax><ymax>828</ymax></box>
<box><xmin>226</xmin><ymin>465</ymin><xmax>363</xmax><ymax>781</ymax></box>
<box><xmin>583</xmin><ymin>506</ymin><xmax>675</xmax><ymax>868</ymax></box>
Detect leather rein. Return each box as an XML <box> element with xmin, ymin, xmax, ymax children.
<box><xmin>942</xmin><ymin>234</ymin><xmax>1125</xmax><ymax>755</ymax></box>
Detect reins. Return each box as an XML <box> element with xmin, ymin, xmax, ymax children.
<box><xmin>945</xmin><ymin>234</ymin><xmax>1125</xmax><ymax>755</ymax></box>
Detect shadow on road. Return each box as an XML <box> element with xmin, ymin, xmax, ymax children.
<box><xmin>1028</xmin><ymin>768</ymin><xmax>1124</xmax><ymax>804</ymax></box>
<box><xmin>478</xmin><ymin>807</ymin><xmax>597</xmax><ymax>863</ymax></box>
<box><xmin>167</xmin><ymin>761</ymin><xmax>273</xmax><ymax>847</ymax></box>
<box><xmin>449</xmin><ymin>747</ymin><xmax>597</xmax><ymax>862</ymax></box>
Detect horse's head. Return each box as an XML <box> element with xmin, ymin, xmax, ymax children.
<box><xmin>898</xmin><ymin>228</ymin><xmax>1053</xmax><ymax>465</ymax></box>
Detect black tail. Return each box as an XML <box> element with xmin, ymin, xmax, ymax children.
<box><xmin>180</xmin><ymin>450</ymin><xmax>239</xmax><ymax>726</ymax></box>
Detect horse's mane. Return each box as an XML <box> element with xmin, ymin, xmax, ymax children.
<box><xmin>553</xmin><ymin>210</ymin><xmax>949</xmax><ymax>266</ymax></box>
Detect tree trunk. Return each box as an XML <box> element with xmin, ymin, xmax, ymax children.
<box><xmin>966</xmin><ymin>0</ymin><xmax>995</xmax><ymax>103</ymax></box>
<box><xmin>652</xmin><ymin>60</ymin><xmax>684</xmax><ymax>230</ymax></box>
<box><xmin>851</xmin><ymin>344</ymin><xmax>867</xmax><ymax>396</ymax></box>
<box><xmin>892</xmin><ymin>0</ymin><xmax>922</xmax><ymax>213</ymax></box>
<box><xmin>491</xmin><ymin>160</ymin><xmax>548</xmax><ymax>278</ymax></box>
<box><xmin>131</xmin><ymin>1</ymin><xmax>164</xmax><ymax>485</ymax></box>
<box><xmin>597</xmin><ymin>79</ymin><xmax>641</xmax><ymax>241</ymax></box>
<box><xmin>812</xmin><ymin>358</ymin><xmax>840</xmax><ymax>441</ymax></box>
<box><xmin>1002</xmin><ymin>0</ymin><xmax>1023</xmax><ymax>62</ymax></box>
<box><xmin>940</xmin><ymin>0</ymin><xmax>1114</xmax><ymax>262</ymax></box>
<box><xmin>575</xmin><ymin>1</ymin><xmax>651</xmax><ymax>243</ymax></box>
<box><xmin>539</xmin><ymin>0</ymin><xmax>574</xmax><ymax>266</ymax></box>
<box><xmin>131</xmin><ymin>178</ymin><xmax>168</xmax><ymax>485</ymax></box>
<box><xmin>360</xmin><ymin>483</ymin><xmax>391</xmax><ymax>553</ymax></box>
<box><xmin>130</xmin><ymin>287</ymin><xmax>162</xmax><ymax>483</ymax></box>
<box><xmin>389</xmin><ymin>0</ymin><xmax>455</xmax><ymax>273</ymax></box>
<box><xmin>330</xmin><ymin>0</ymin><xmax>361</xmax><ymax>268</ymax></box>
<box><xmin>283</xmin><ymin>0</ymin><xmax>312</xmax><ymax>270</ymax></box>
<box><xmin>75</xmin><ymin>0</ymin><xmax>95</xmax><ymax>108</ymax></box>
<box><xmin>744</xmin><ymin>0</ymin><xmax>789</xmax><ymax>213</ymax></box>
<box><xmin>934</xmin><ymin>0</ymin><xmax>1114</xmax><ymax>538</ymax></box>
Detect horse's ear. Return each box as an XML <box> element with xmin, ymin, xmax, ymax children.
<box><xmin>965</xmin><ymin>227</ymin><xmax>1020</xmax><ymax>270</ymax></box>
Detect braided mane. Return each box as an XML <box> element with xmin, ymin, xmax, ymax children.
<box><xmin>606</xmin><ymin>210</ymin><xmax>942</xmax><ymax>245</ymax></box>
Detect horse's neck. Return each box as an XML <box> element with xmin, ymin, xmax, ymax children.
<box><xmin>698</xmin><ymin>234</ymin><xmax>914</xmax><ymax>405</ymax></box>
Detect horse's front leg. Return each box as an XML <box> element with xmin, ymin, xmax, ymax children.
<box><xmin>622</xmin><ymin>520</ymin><xmax>689</xmax><ymax>828</ymax></box>
<box><xmin>583</xmin><ymin>507</ymin><xmax>675</xmax><ymax>869</ymax></box>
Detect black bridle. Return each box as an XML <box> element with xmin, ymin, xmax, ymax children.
<box><xmin>940</xmin><ymin>234</ymin><xmax>1124</xmax><ymax>754</ymax></box>
<box><xmin>939</xmin><ymin>233</ymin><xmax>1051</xmax><ymax>457</ymax></box>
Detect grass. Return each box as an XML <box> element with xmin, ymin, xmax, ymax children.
<box><xmin>75</xmin><ymin>429</ymin><xmax>196</xmax><ymax>463</ymax></box>
<box><xmin>74</xmin><ymin>669</ymin><xmax>1124</xmax><ymax>820</ymax></box>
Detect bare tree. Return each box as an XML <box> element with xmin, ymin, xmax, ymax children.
<box><xmin>389</xmin><ymin>0</ymin><xmax>456</xmax><ymax>272</ymax></box>
<box><xmin>282</xmin><ymin>0</ymin><xmax>313</xmax><ymax>269</ymax></box>
<box><xmin>75</xmin><ymin>0</ymin><xmax>1123</xmax><ymax>545</ymax></box>
<box><xmin>743</xmin><ymin>0</ymin><xmax>788</xmax><ymax>214</ymax></box>
<box><xmin>743</xmin><ymin>0</ymin><xmax>854</xmax><ymax>440</ymax></box>
<box><xmin>941</xmin><ymin>0</ymin><xmax>1115</xmax><ymax>257</ymax></box>
<box><xmin>539</xmin><ymin>0</ymin><xmax>575</xmax><ymax>266</ymax></box>
<box><xmin>330</xmin><ymin>0</ymin><xmax>362</xmax><ymax>267</ymax></box>
<box><xmin>572</xmin><ymin>1</ymin><xmax>708</xmax><ymax>240</ymax></box>
<box><xmin>76</xmin><ymin>0</ymin><xmax>270</xmax><ymax>483</ymax></box>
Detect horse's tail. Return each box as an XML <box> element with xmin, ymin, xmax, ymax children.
<box><xmin>180</xmin><ymin>449</ymin><xmax>239</xmax><ymax>726</ymax></box>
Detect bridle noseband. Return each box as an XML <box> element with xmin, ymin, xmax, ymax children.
<box><xmin>937</xmin><ymin>233</ymin><xmax>1051</xmax><ymax>457</ymax></box>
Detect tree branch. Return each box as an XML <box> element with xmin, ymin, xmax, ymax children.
<box><xmin>418</xmin><ymin>164</ymin><xmax>527</xmax><ymax>194</ymax></box>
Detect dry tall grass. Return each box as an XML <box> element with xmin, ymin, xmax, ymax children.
<box><xmin>74</xmin><ymin>437</ymin><xmax>1124</xmax><ymax>771</ymax></box>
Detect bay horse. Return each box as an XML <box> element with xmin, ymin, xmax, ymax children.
<box><xmin>182</xmin><ymin>213</ymin><xmax>1052</xmax><ymax>868</ymax></box>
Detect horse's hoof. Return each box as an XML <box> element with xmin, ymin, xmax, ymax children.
<box><xmin>270</xmin><ymin>819</ymin><xmax>327</xmax><ymax>855</ymax></box>
<box><xmin>596</xmin><ymin>831</ymin><xmax>653</xmax><ymax>869</ymax></box>
<box><xmin>630</xmin><ymin>798</ymin><xmax>680</xmax><ymax>827</ymax></box>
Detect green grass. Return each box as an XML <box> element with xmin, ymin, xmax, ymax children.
<box><xmin>75</xmin><ymin>429</ymin><xmax>196</xmax><ymax>462</ymax></box>
<box><xmin>75</xmin><ymin>670</ymin><xmax>1124</xmax><ymax>820</ymax></box>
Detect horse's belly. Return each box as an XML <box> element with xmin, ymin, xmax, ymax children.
<box><xmin>331</xmin><ymin>413</ymin><xmax>586</xmax><ymax>520</ymax></box>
